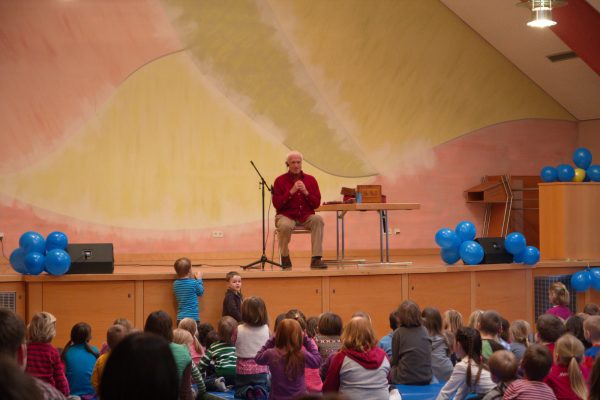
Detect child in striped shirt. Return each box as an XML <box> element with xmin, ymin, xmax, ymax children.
<box><xmin>198</xmin><ymin>316</ymin><xmax>238</xmax><ymax>391</ymax></box>
<box><xmin>172</xmin><ymin>257</ymin><xmax>204</xmax><ymax>328</ymax></box>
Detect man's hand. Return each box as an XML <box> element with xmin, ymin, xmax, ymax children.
<box><xmin>291</xmin><ymin>180</ymin><xmax>308</xmax><ymax>196</ymax></box>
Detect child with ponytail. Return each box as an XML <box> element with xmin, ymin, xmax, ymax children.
<box><xmin>436</xmin><ymin>327</ymin><xmax>495</xmax><ymax>400</ymax></box>
<box><xmin>544</xmin><ymin>334</ymin><xmax>589</xmax><ymax>400</ymax></box>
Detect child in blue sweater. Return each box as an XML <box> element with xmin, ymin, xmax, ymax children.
<box><xmin>173</xmin><ymin>257</ymin><xmax>204</xmax><ymax>327</ymax></box>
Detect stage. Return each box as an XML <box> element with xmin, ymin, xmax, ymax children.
<box><xmin>1</xmin><ymin>249</ymin><xmax>599</xmax><ymax>349</ymax></box>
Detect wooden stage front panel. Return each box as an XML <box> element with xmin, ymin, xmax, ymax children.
<box><xmin>1</xmin><ymin>256</ymin><xmax>599</xmax><ymax>349</ymax></box>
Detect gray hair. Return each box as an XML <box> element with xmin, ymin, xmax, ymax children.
<box><xmin>286</xmin><ymin>151</ymin><xmax>303</xmax><ymax>162</ymax></box>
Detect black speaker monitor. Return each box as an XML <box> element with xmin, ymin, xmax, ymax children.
<box><xmin>475</xmin><ymin>237</ymin><xmax>513</xmax><ymax>265</ymax></box>
<box><xmin>66</xmin><ymin>243</ymin><xmax>114</xmax><ymax>274</ymax></box>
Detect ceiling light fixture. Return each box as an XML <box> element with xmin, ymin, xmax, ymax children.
<box><xmin>517</xmin><ymin>0</ymin><xmax>567</xmax><ymax>28</ymax></box>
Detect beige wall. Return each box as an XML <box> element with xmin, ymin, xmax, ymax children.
<box><xmin>578</xmin><ymin>119</ymin><xmax>600</xmax><ymax>156</ymax></box>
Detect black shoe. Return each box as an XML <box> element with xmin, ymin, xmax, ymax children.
<box><xmin>310</xmin><ymin>257</ymin><xmax>328</xmax><ymax>269</ymax></box>
<box><xmin>281</xmin><ymin>255</ymin><xmax>292</xmax><ymax>269</ymax></box>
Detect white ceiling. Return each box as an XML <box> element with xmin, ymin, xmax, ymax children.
<box><xmin>440</xmin><ymin>0</ymin><xmax>600</xmax><ymax>121</ymax></box>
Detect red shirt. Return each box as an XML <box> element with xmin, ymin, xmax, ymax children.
<box><xmin>272</xmin><ymin>171</ymin><xmax>321</xmax><ymax>223</ymax></box>
<box><xmin>543</xmin><ymin>362</ymin><xmax>589</xmax><ymax>400</ymax></box>
<box><xmin>25</xmin><ymin>342</ymin><xmax>70</xmax><ymax>396</ymax></box>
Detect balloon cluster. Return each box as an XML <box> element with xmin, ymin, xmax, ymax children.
<box><xmin>504</xmin><ymin>232</ymin><xmax>540</xmax><ymax>266</ymax></box>
<box><xmin>540</xmin><ymin>147</ymin><xmax>600</xmax><ymax>183</ymax></box>
<box><xmin>9</xmin><ymin>231</ymin><xmax>71</xmax><ymax>276</ymax></box>
<box><xmin>570</xmin><ymin>268</ymin><xmax>600</xmax><ymax>293</ymax></box>
<box><xmin>435</xmin><ymin>221</ymin><xmax>483</xmax><ymax>265</ymax></box>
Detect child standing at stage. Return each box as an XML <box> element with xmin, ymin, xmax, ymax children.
<box><xmin>544</xmin><ymin>334</ymin><xmax>589</xmax><ymax>400</ymax></box>
<box><xmin>173</xmin><ymin>257</ymin><xmax>204</xmax><ymax>327</ymax></box>
<box><xmin>545</xmin><ymin>282</ymin><xmax>573</xmax><ymax>321</ymax></box>
<box><xmin>61</xmin><ymin>322</ymin><xmax>99</xmax><ymax>399</ymax></box>
<box><xmin>256</xmin><ymin>318</ymin><xmax>321</xmax><ymax>400</ymax></box>
<box><xmin>222</xmin><ymin>271</ymin><xmax>243</xmax><ymax>322</ymax></box>
<box><xmin>234</xmin><ymin>296</ymin><xmax>270</xmax><ymax>399</ymax></box>
<box><xmin>25</xmin><ymin>312</ymin><xmax>70</xmax><ymax>397</ymax></box>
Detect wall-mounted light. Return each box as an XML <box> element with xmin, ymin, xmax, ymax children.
<box><xmin>517</xmin><ymin>0</ymin><xmax>567</xmax><ymax>28</ymax></box>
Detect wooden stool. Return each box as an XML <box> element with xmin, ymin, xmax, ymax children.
<box><xmin>271</xmin><ymin>226</ymin><xmax>311</xmax><ymax>263</ymax></box>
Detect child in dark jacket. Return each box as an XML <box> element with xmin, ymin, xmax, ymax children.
<box><xmin>222</xmin><ymin>271</ymin><xmax>243</xmax><ymax>322</ymax></box>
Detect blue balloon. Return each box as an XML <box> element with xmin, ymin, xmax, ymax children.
<box><xmin>45</xmin><ymin>249</ymin><xmax>71</xmax><ymax>275</ymax></box>
<box><xmin>24</xmin><ymin>252</ymin><xmax>45</xmax><ymax>275</ymax></box>
<box><xmin>505</xmin><ymin>232</ymin><xmax>527</xmax><ymax>255</ymax></box>
<box><xmin>540</xmin><ymin>166</ymin><xmax>558</xmax><ymax>183</ymax></box>
<box><xmin>10</xmin><ymin>248</ymin><xmax>27</xmax><ymax>274</ymax></box>
<box><xmin>441</xmin><ymin>247</ymin><xmax>461</xmax><ymax>265</ymax></box>
<box><xmin>573</xmin><ymin>147</ymin><xmax>592</xmax><ymax>170</ymax></box>
<box><xmin>435</xmin><ymin>228</ymin><xmax>460</xmax><ymax>249</ymax></box>
<box><xmin>46</xmin><ymin>231</ymin><xmax>68</xmax><ymax>251</ymax></box>
<box><xmin>455</xmin><ymin>221</ymin><xmax>476</xmax><ymax>242</ymax></box>
<box><xmin>587</xmin><ymin>165</ymin><xmax>600</xmax><ymax>182</ymax></box>
<box><xmin>522</xmin><ymin>246</ymin><xmax>540</xmax><ymax>266</ymax></box>
<box><xmin>513</xmin><ymin>249</ymin><xmax>525</xmax><ymax>263</ymax></box>
<box><xmin>590</xmin><ymin>268</ymin><xmax>600</xmax><ymax>291</ymax></box>
<box><xmin>571</xmin><ymin>270</ymin><xmax>591</xmax><ymax>292</ymax></box>
<box><xmin>19</xmin><ymin>231</ymin><xmax>46</xmax><ymax>254</ymax></box>
<box><xmin>557</xmin><ymin>164</ymin><xmax>575</xmax><ymax>182</ymax></box>
<box><xmin>459</xmin><ymin>240</ymin><xmax>484</xmax><ymax>265</ymax></box>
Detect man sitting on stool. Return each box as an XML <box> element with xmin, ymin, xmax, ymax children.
<box><xmin>272</xmin><ymin>150</ymin><xmax>327</xmax><ymax>269</ymax></box>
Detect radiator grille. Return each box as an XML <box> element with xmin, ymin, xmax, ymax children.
<box><xmin>0</xmin><ymin>291</ymin><xmax>17</xmax><ymax>313</ymax></box>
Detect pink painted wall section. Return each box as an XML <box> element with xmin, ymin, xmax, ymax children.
<box><xmin>0</xmin><ymin>119</ymin><xmax>577</xmax><ymax>255</ymax></box>
<box><xmin>0</xmin><ymin>0</ymin><xmax>181</xmax><ymax>172</ymax></box>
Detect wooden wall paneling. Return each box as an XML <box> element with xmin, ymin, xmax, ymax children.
<box><xmin>26</xmin><ymin>282</ymin><xmax>43</xmax><ymax>322</ymax></box>
<box><xmin>243</xmin><ymin>277</ymin><xmax>323</xmax><ymax>331</ymax></box>
<box><xmin>408</xmin><ymin>272</ymin><xmax>471</xmax><ymax>321</ymax></box>
<box><xmin>42</xmin><ymin>282</ymin><xmax>135</xmax><ymax>349</ymax></box>
<box><xmin>328</xmin><ymin>275</ymin><xmax>402</xmax><ymax>338</ymax></box>
<box><xmin>473</xmin><ymin>269</ymin><xmax>529</xmax><ymax>324</ymax></box>
<box><xmin>0</xmin><ymin>281</ymin><xmax>26</xmax><ymax>320</ymax></box>
<box><xmin>142</xmin><ymin>280</ymin><xmax>178</xmax><ymax>328</ymax></box>
<box><xmin>199</xmin><ymin>279</ymin><xmax>229</xmax><ymax>328</ymax></box>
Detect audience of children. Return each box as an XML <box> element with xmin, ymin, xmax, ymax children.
<box><xmin>256</xmin><ymin>318</ymin><xmax>321</xmax><ymax>399</ymax></box>
<box><xmin>222</xmin><ymin>271</ymin><xmax>243</xmax><ymax>322</ymax></box>
<box><xmin>482</xmin><ymin>350</ymin><xmax>517</xmax><ymax>400</ymax></box>
<box><xmin>198</xmin><ymin>316</ymin><xmax>238</xmax><ymax>391</ymax></box>
<box><xmin>285</xmin><ymin>309</ymin><xmax>323</xmax><ymax>392</ymax></box>
<box><xmin>390</xmin><ymin>300</ymin><xmax>432</xmax><ymax>385</ymax></box>
<box><xmin>314</xmin><ymin>312</ymin><xmax>343</xmax><ymax>363</ymax></box>
<box><xmin>443</xmin><ymin>309</ymin><xmax>463</xmax><ymax>365</ymax></box>
<box><xmin>584</xmin><ymin>315</ymin><xmax>600</xmax><ymax>362</ymax></box>
<box><xmin>584</xmin><ymin>303</ymin><xmax>600</xmax><ymax>316</ymax></box>
<box><xmin>546</xmin><ymin>282</ymin><xmax>573</xmax><ymax>321</ymax></box>
<box><xmin>436</xmin><ymin>327</ymin><xmax>495</xmax><ymax>399</ymax></box>
<box><xmin>377</xmin><ymin>311</ymin><xmax>398</xmax><ymax>359</ymax></box>
<box><xmin>233</xmin><ymin>296</ymin><xmax>270</xmax><ymax>399</ymax></box>
<box><xmin>173</xmin><ymin>257</ymin><xmax>205</xmax><ymax>327</ymax></box>
<box><xmin>566</xmin><ymin>314</ymin><xmax>592</xmax><ymax>349</ymax></box>
<box><xmin>61</xmin><ymin>322</ymin><xmax>99</xmax><ymax>399</ymax></box>
<box><xmin>91</xmin><ymin>324</ymin><xmax>126</xmax><ymax>393</ymax></box>
<box><xmin>478</xmin><ymin>310</ymin><xmax>506</xmax><ymax>361</ymax></box>
<box><xmin>322</xmin><ymin>316</ymin><xmax>391</xmax><ymax>399</ymax></box>
<box><xmin>468</xmin><ymin>309</ymin><xmax>484</xmax><ymax>329</ymax></box>
<box><xmin>536</xmin><ymin>313</ymin><xmax>566</xmax><ymax>354</ymax></box>
<box><xmin>499</xmin><ymin>318</ymin><xmax>511</xmax><ymax>350</ymax></box>
<box><xmin>508</xmin><ymin>319</ymin><xmax>531</xmax><ymax>363</ymax></box>
<box><xmin>422</xmin><ymin>306</ymin><xmax>453</xmax><ymax>382</ymax></box>
<box><xmin>178</xmin><ymin>317</ymin><xmax>205</xmax><ymax>364</ymax></box>
<box><xmin>25</xmin><ymin>311</ymin><xmax>70</xmax><ymax>397</ymax></box>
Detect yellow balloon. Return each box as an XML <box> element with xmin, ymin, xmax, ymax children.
<box><xmin>573</xmin><ymin>168</ymin><xmax>586</xmax><ymax>182</ymax></box>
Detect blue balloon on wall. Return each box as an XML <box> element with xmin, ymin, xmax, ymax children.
<box><xmin>441</xmin><ymin>247</ymin><xmax>461</xmax><ymax>265</ymax></box>
<box><xmin>435</xmin><ymin>228</ymin><xmax>460</xmax><ymax>249</ymax></box>
<box><xmin>572</xmin><ymin>147</ymin><xmax>592</xmax><ymax>170</ymax></box>
<box><xmin>45</xmin><ymin>249</ymin><xmax>71</xmax><ymax>276</ymax></box>
<box><xmin>505</xmin><ymin>232</ymin><xmax>527</xmax><ymax>255</ymax></box>
<box><xmin>522</xmin><ymin>246</ymin><xmax>540</xmax><ymax>266</ymax></box>
<box><xmin>587</xmin><ymin>165</ymin><xmax>600</xmax><ymax>182</ymax></box>
<box><xmin>10</xmin><ymin>248</ymin><xmax>28</xmax><ymax>274</ymax></box>
<box><xmin>459</xmin><ymin>240</ymin><xmax>484</xmax><ymax>265</ymax></box>
<box><xmin>19</xmin><ymin>231</ymin><xmax>46</xmax><ymax>254</ymax></box>
<box><xmin>46</xmin><ymin>231</ymin><xmax>68</xmax><ymax>251</ymax></box>
<box><xmin>571</xmin><ymin>270</ymin><xmax>591</xmax><ymax>292</ymax></box>
<box><xmin>540</xmin><ymin>166</ymin><xmax>558</xmax><ymax>182</ymax></box>
<box><xmin>24</xmin><ymin>252</ymin><xmax>46</xmax><ymax>275</ymax></box>
<box><xmin>455</xmin><ymin>221</ymin><xmax>476</xmax><ymax>242</ymax></box>
<box><xmin>557</xmin><ymin>164</ymin><xmax>575</xmax><ymax>182</ymax></box>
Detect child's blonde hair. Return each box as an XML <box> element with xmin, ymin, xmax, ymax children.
<box><xmin>172</xmin><ymin>328</ymin><xmax>194</xmax><ymax>346</ymax></box>
<box><xmin>341</xmin><ymin>317</ymin><xmax>377</xmax><ymax>352</ymax></box>
<box><xmin>549</xmin><ymin>282</ymin><xmax>570</xmax><ymax>307</ymax></box>
<box><xmin>554</xmin><ymin>334</ymin><xmax>587</xmax><ymax>400</ymax></box>
<box><xmin>443</xmin><ymin>309</ymin><xmax>463</xmax><ymax>335</ymax></box>
<box><xmin>584</xmin><ymin>315</ymin><xmax>600</xmax><ymax>343</ymax></box>
<box><xmin>468</xmin><ymin>309</ymin><xmax>484</xmax><ymax>329</ymax></box>
<box><xmin>174</xmin><ymin>257</ymin><xmax>192</xmax><ymax>278</ymax></box>
<box><xmin>509</xmin><ymin>320</ymin><xmax>531</xmax><ymax>346</ymax></box>
<box><xmin>178</xmin><ymin>318</ymin><xmax>202</xmax><ymax>354</ymax></box>
<box><xmin>27</xmin><ymin>312</ymin><xmax>57</xmax><ymax>343</ymax></box>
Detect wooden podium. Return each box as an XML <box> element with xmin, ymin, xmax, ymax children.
<box><xmin>539</xmin><ymin>182</ymin><xmax>600</xmax><ymax>260</ymax></box>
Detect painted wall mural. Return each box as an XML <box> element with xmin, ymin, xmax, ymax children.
<box><xmin>0</xmin><ymin>0</ymin><xmax>575</xmax><ymax>255</ymax></box>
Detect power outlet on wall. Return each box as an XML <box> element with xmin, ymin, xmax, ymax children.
<box><xmin>211</xmin><ymin>231</ymin><xmax>224</xmax><ymax>238</ymax></box>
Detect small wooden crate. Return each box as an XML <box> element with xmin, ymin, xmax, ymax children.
<box><xmin>356</xmin><ymin>185</ymin><xmax>382</xmax><ymax>203</ymax></box>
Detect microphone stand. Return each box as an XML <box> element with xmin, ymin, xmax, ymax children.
<box><xmin>242</xmin><ymin>161</ymin><xmax>282</xmax><ymax>270</ymax></box>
